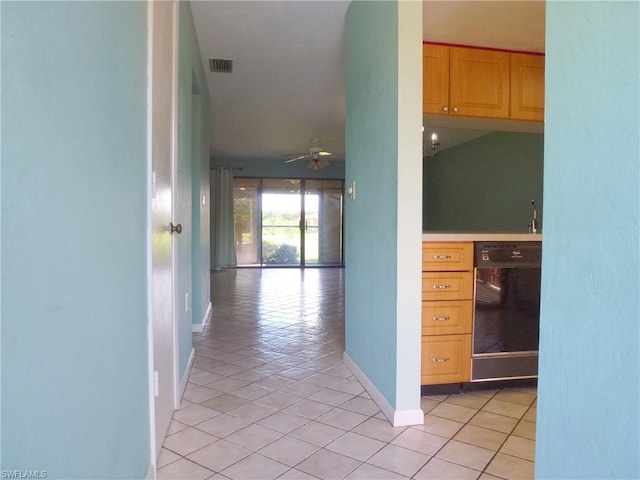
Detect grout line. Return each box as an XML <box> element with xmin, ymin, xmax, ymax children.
<box><xmin>160</xmin><ymin>269</ymin><xmax>536</xmax><ymax>480</ymax></box>
<box><xmin>416</xmin><ymin>387</ymin><xmax>536</xmax><ymax>479</ymax></box>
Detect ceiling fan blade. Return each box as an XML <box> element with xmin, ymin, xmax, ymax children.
<box><xmin>284</xmin><ymin>154</ymin><xmax>308</xmax><ymax>164</ymax></box>
<box><xmin>318</xmin><ymin>151</ymin><xmax>332</xmax><ymax>156</ymax></box>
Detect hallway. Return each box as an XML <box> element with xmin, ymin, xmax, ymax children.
<box><xmin>158</xmin><ymin>268</ymin><xmax>535</xmax><ymax>480</ymax></box>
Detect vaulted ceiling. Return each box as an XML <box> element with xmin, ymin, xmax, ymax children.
<box><xmin>191</xmin><ymin>1</ymin><xmax>545</xmax><ymax>165</ymax></box>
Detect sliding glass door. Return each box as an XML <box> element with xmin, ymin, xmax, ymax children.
<box><xmin>304</xmin><ymin>180</ymin><xmax>343</xmax><ymax>265</ymax></box>
<box><xmin>233</xmin><ymin>178</ymin><xmax>260</xmax><ymax>265</ymax></box>
<box><xmin>262</xmin><ymin>179</ymin><xmax>302</xmax><ymax>266</ymax></box>
<box><xmin>233</xmin><ymin>178</ymin><xmax>343</xmax><ymax>267</ymax></box>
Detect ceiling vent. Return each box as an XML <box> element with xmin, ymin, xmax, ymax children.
<box><xmin>209</xmin><ymin>58</ymin><xmax>233</xmax><ymax>73</ymax></box>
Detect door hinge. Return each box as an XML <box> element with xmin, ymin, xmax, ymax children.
<box><xmin>154</xmin><ymin>370</ymin><xmax>159</xmax><ymax>397</ymax></box>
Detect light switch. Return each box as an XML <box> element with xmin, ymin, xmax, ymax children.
<box><xmin>348</xmin><ymin>180</ymin><xmax>356</xmax><ymax>200</ymax></box>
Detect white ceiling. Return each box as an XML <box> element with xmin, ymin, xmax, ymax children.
<box><xmin>191</xmin><ymin>1</ymin><xmax>545</xmax><ymax>165</ymax></box>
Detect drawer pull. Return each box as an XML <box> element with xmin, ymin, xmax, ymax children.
<box><xmin>432</xmin><ymin>254</ymin><xmax>452</xmax><ymax>259</ymax></box>
<box><xmin>431</xmin><ymin>316</ymin><xmax>450</xmax><ymax>322</ymax></box>
<box><xmin>431</xmin><ymin>357</ymin><xmax>450</xmax><ymax>363</ymax></box>
<box><xmin>432</xmin><ymin>284</ymin><xmax>451</xmax><ymax>289</ymax></box>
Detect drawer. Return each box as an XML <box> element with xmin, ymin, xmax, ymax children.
<box><xmin>422</xmin><ymin>242</ymin><xmax>473</xmax><ymax>271</ymax></box>
<box><xmin>422</xmin><ymin>300</ymin><xmax>472</xmax><ymax>335</ymax></box>
<box><xmin>421</xmin><ymin>334</ymin><xmax>471</xmax><ymax>384</ymax></box>
<box><xmin>422</xmin><ymin>271</ymin><xmax>474</xmax><ymax>301</ymax></box>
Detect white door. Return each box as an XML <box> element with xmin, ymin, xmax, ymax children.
<box><xmin>150</xmin><ymin>0</ymin><xmax>178</xmax><ymax>456</ymax></box>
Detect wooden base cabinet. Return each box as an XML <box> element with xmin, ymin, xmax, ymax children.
<box><xmin>422</xmin><ymin>300</ymin><xmax>472</xmax><ymax>336</ymax></box>
<box><xmin>421</xmin><ymin>334</ymin><xmax>471</xmax><ymax>385</ymax></box>
<box><xmin>421</xmin><ymin>242</ymin><xmax>474</xmax><ymax>385</ymax></box>
<box><xmin>422</xmin><ymin>272</ymin><xmax>474</xmax><ymax>301</ymax></box>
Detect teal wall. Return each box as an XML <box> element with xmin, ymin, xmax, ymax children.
<box><xmin>179</xmin><ymin>3</ymin><xmax>211</xmax><ymax>334</ymax></box>
<box><xmin>423</xmin><ymin>132</ymin><xmax>543</xmax><ymax>232</ymax></box>
<box><xmin>536</xmin><ymin>2</ymin><xmax>639</xmax><ymax>478</ymax></box>
<box><xmin>1</xmin><ymin>2</ymin><xmax>150</xmax><ymax>477</ymax></box>
<box><xmin>345</xmin><ymin>1</ymin><xmax>399</xmax><ymax>406</ymax></box>
<box><xmin>210</xmin><ymin>157</ymin><xmax>345</xmax><ymax>180</ymax></box>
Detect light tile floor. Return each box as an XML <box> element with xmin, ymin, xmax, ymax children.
<box><xmin>158</xmin><ymin>268</ymin><xmax>536</xmax><ymax>480</ymax></box>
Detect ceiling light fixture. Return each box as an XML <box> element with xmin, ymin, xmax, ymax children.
<box><xmin>307</xmin><ymin>157</ymin><xmax>329</xmax><ymax>171</ymax></box>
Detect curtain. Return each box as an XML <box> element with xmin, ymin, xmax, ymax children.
<box><xmin>210</xmin><ymin>167</ymin><xmax>237</xmax><ymax>269</ymax></box>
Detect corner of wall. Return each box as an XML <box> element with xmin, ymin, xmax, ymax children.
<box><xmin>192</xmin><ymin>302</ymin><xmax>212</xmax><ymax>333</ymax></box>
<box><xmin>343</xmin><ymin>352</ymin><xmax>424</xmax><ymax>427</ymax></box>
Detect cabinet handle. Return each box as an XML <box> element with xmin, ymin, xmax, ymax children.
<box><xmin>432</xmin><ymin>284</ymin><xmax>451</xmax><ymax>289</ymax></box>
<box><xmin>432</xmin><ymin>254</ymin><xmax>452</xmax><ymax>259</ymax></box>
<box><xmin>442</xmin><ymin>106</ymin><xmax>449</xmax><ymax>112</ymax></box>
<box><xmin>431</xmin><ymin>316</ymin><xmax>450</xmax><ymax>322</ymax></box>
<box><xmin>431</xmin><ymin>357</ymin><xmax>450</xmax><ymax>363</ymax></box>
<box><xmin>452</xmin><ymin>107</ymin><xmax>459</xmax><ymax>113</ymax></box>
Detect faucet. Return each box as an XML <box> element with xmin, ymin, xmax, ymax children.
<box><xmin>529</xmin><ymin>200</ymin><xmax>537</xmax><ymax>233</ymax></box>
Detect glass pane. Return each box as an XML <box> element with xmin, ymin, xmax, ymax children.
<box><xmin>233</xmin><ymin>178</ymin><xmax>260</xmax><ymax>265</ymax></box>
<box><xmin>262</xmin><ymin>179</ymin><xmax>301</xmax><ymax>266</ymax></box>
<box><xmin>474</xmin><ymin>267</ymin><xmax>541</xmax><ymax>354</ymax></box>
<box><xmin>304</xmin><ymin>193</ymin><xmax>320</xmax><ymax>264</ymax></box>
<box><xmin>305</xmin><ymin>180</ymin><xmax>343</xmax><ymax>266</ymax></box>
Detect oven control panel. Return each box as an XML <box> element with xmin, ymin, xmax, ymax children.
<box><xmin>475</xmin><ymin>242</ymin><xmax>542</xmax><ymax>268</ymax></box>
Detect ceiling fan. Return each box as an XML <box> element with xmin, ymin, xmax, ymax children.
<box><xmin>283</xmin><ymin>137</ymin><xmax>332</xmax><ymax>170</ymax></box>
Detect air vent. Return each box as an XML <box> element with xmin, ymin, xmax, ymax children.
<box><xmin>209</xmin><ymin>58</ymin><xmax>233</xmax><ymax>73</ymax></box>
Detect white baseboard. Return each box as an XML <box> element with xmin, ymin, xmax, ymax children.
<box><xmin>192</xmin><ymin>302</ymin><xmax>212</xmax><ymax>333</ymax></box>
<box><xmin>393</xmin><ymin>407</ymin><xmax>425</xmax><ymax>426</ymax></box>
<box><xmin>178</xmin><ymin>348</ymin><xmax>195</xmax><ymax>404</ymax></box>
<box><xmin>343</xmin><ymin>351</ymin><xmax>424</xmax><ymax>427</ymax></box>
<box><xmin>145</xmin><ymin>461</ymin><xmax>155</xmax><ymax>480</ymax></box>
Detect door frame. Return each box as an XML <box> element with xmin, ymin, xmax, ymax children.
<box><xmin>146</xmin><ymin>0</ymin><xmax>180</xmax><ymax>468</ymax></box>
<box><xmin>168</xmin><ymin>0</ymin><xmax>181</xmax><ymax>412</ymax></box>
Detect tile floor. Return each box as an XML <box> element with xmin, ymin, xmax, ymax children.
<box><xmin>158</xmin><ymin>268</ymin><xmax>536</xmax><ymax>480</ymax></box>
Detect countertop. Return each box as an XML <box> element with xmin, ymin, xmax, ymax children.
<box><xmin>422</xmin><ymin>232</ymin><xmax>543</xmax><ymax>242</ymax></box>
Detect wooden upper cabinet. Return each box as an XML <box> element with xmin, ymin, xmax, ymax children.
<box><xmin>423</xmin><ymin>43</ymin><xmax>545</xmax><ymax>122</ymax></box>
<box><xmin>423</xmin><ymin>44</ymin><xmax>450</xmax><ymax>115</ymax></box>
<box><xmin>510</xmin><ymin>53</ymin><xmax>545</xmax><ymax>121</ymax></box>
<box><xmin>449</xmin><ymin>47</ymin><xmax>510</xmax><ymax>119</ymax></box>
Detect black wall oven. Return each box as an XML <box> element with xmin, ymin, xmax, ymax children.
<box><xmin>472</xmin><ymin>242</ymin><xmax>541</xmax><ymax>382</ymax></box>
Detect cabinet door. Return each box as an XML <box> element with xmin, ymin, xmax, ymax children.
<box><xmin>422</xmin><ymin>300</ymin><xmax>473</xmax><ymax>335</ymax></box>
<box><xmin>423</xmin><ymin>44</ymin><xmax>450</xmax><ymax>115</ymax></box>
<box><xmin>422</xmin><ymin>272</ymin><xmax>474</xmax><ymax>301</ymax></box>
<box><xmin>422</xmin><ymin>242</ymin><xmax>473</xmax><ymax>271</ymax></box>
<box><xmin>421</xmin><ymin>334</ymin><xmax>471</xmax><ymax>384</ymax></box>
<box><xmin>449</xmin><ymin>47</ymin><xmax>510</xmax><ymax>119</ymax></box>
<box><xmin>510</xmin><ymin>53</ymin><xmax>545</xmax><ymax>121</ymax></box>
